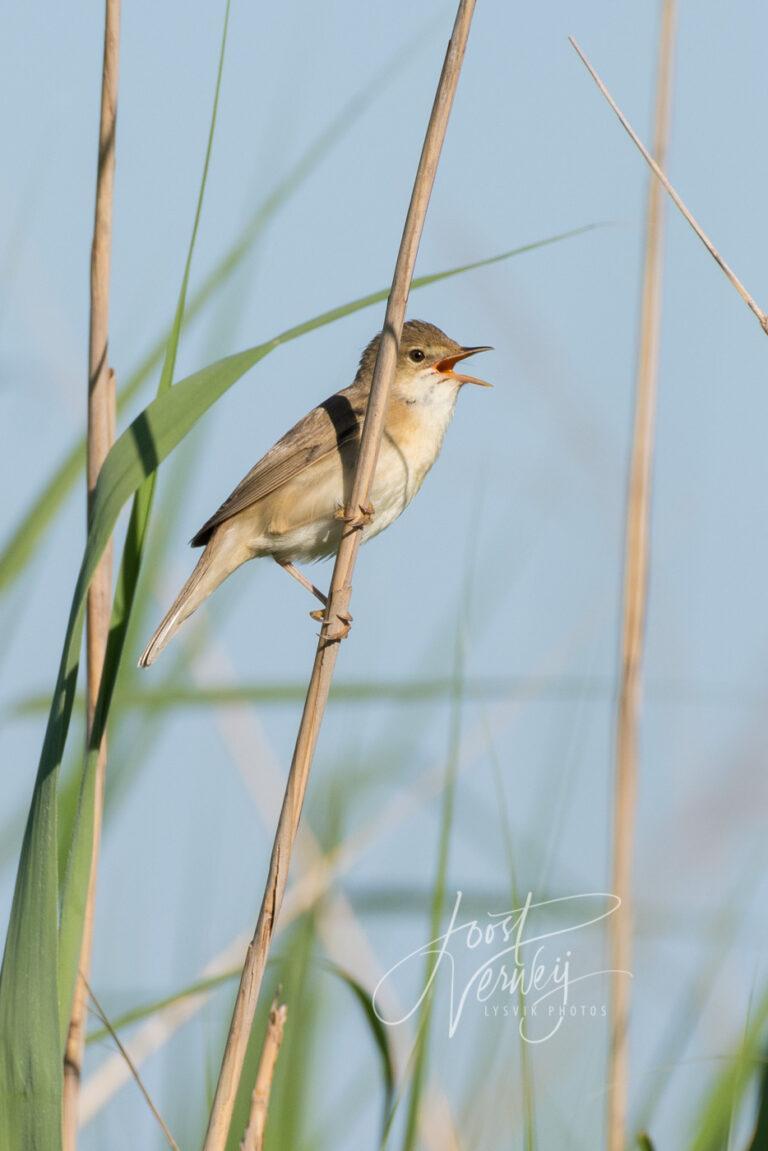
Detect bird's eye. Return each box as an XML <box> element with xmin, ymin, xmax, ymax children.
<box><xmin>409</xmin><ymin>348</ymin><xmax>426</xmax><ymax>363</ymax></box>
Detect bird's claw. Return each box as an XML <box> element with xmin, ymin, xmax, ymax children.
<box><xmin>335</xmin><ymin>502</ymin><xmax>374</xmax><ymax>529</ymax></box>
<box><xmin>321</xmin><ymin>610</ymin><xmax>353</xmax><ymax>643</ymax></box>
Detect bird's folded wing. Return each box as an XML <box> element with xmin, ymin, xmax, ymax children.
<box><xmin>190</xmin><ymin>386</ymin><xmax>365</xmax><ymax>547</ymax></box>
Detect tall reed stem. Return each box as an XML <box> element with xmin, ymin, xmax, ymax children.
<box><xmin>607</xmin><ymin>4</ymin><xmax>675</xmax><ymax>1148</ymax></box>
<box><xmin>62</xmin><ymin>2</ymin><xmax>120</xmax><ymax>1146</ymax></box>
<box><xmin>200</xmin><ymin>2</ymin><xmax>477</xmax><ymax>1147</ymax></box>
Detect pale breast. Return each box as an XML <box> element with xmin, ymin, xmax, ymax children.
<box><xmin>364</xmin><ymin>384</ymin><xmax>459</xmax><ymax>542</ymax></box>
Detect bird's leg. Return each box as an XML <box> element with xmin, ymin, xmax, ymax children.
<box><xmin>275</xmin><ymin>559</ymin><xmax>329</xmax><ymax>620</ymax></box>
<box><xmin>274</xmin><ymin>558</ymin><xmax>355</xmax><ymax>640</ymax></box>
<box><xmin>334</xmin><ymin>501</ymin><xmax>374</xmax><ymax>530</ymax></box>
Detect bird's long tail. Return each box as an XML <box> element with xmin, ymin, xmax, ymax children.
<box><xmin>138</xmin><ymin>532</ymin><xmax>246</xmax><ymax>668</ymax></box>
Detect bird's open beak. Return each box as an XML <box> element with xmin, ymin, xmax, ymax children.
<box><xmin>433</xmin><ymin>345</ymin><xmax>493</xmax><ymax>387</ymax></box>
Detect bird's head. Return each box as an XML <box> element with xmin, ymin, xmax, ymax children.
<box><xmin>356</xmin><ymin>319</ymin><xmax>492</xmax><ymax>396</ymax></box>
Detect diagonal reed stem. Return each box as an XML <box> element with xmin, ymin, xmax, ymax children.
<box><xmin>606</xmin><ymin>4</ymin><xmax>676</xmax><ymax>1150</ymax></box>
<box><xmin>62</xmin><ymin>2</ymin><xmax>120</xmax><ymax>1147</ymax></box>
<box><xmin>200</xmin><ymin>2</ymin><xmax>478</xmax><ymax>1147</ymax></box>
<box><xmin>83</xmin><ymin>979</ymin><xmax>180</xmax><ymax>1151</ymax></box>
<box><xmin>569</xmin><ymin>35</ymin><xmax>768</xmax><ymax>335</ymax></box>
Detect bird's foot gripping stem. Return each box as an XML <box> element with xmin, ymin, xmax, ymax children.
<box><xmin>321</xmin><ymin>609</ymin><xmax>353</xmax><ymax>643</ymax></box>
<box><xmin>335</xmin><ymin>502</ymin><xmax>374</xmax><ymax>530</ymax></box>
<box><xmin>315</xmin><ymin>582</ymin><xmax>354</xmax><ymax>643</ymax></box>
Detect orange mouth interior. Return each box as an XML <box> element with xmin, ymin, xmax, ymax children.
<box><xmin>432</xmin><ymin>346</ymin><xmax>493</xmax><ymax>387</ymax></box>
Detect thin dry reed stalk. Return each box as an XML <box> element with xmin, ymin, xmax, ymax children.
<box><xmin>84</xmin><ymin>979</ymin><xmax>180</xmax><ymax>1151</ymax></box>
<box><xmin>606</xmin><ymin>5</ymin><xmax>676</xmax><ymax>1149</ymax></box>
<box><xmin>239</xmin><ymin>998</ymin><xmax>287</xmax><ymax>1151</ymax></box>
<box><xmin>569</xmin><ymin>36</ymin><xmax>768</xmax><ymax>335</ymax></box>
<box><xmin>200</xmin><ymin>2</ymin><xmax>478</xmax><ymax>1146</ymax></box>
<box><xmin>62</xmin><ymin>2</ymin><xmax>120</xmax><ymax>1146</ymax></box>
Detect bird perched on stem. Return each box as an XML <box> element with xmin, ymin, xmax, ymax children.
<box><xmin>138</xmin><ymin>319</ymin><xmax>491</xmax><ymax>667</ymax></box>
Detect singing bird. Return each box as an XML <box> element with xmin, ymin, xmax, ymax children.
<box><xmin>138</xmin><ymin>320</ymin><xmax>491</xmax><ymax>667</ymax></box>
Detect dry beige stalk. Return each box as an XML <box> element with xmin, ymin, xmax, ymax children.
<box><xmin>569</xmin><ymin>35</ymin><xmax>768</xmax><ymax>335</ymax></box>
<box><xmin>239</xmin><ymin>999</ymin><xmax>287</xmax><ymax>1151</ymax></box>
<box><xmin>602</xmin><ymin>5</ymin><xmax>676</xmax><ymax>1150</ymax></box>
<box><xmin>200</xmin><ymin>2</ymin><xmax>478</xmax><ymax>1147</ymax></box>
<box><xmin>63</xmin><ymin>2</ymin><xmax>120</xmax><ymax>1146</ymax></box>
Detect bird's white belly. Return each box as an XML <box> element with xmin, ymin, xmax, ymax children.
<box><xmin>264</xmin><ymin>384</ymin><xmax>458</xmax><ymax>564</ymax></box>
<box><xmin>263</xmin><ymin>458</ymin><xmax>415</xmax><ymax>564</ymax></box>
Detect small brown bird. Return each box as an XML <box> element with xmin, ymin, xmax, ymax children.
<box><xmin>138</xmin><ymin>319</ymin><xmax>491</xmax><ymax>666</ymax></box>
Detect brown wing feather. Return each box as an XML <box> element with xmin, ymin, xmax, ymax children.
<box><xmin>190</xmin><ymin>383</ymin><xmax>367</xmax><ymax>547</ymax></box>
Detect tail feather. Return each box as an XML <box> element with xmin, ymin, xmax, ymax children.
<box><xmin>138</xmin><ymin>534</ymin><xmax>245</xmax><ymax>667</ymax></box>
